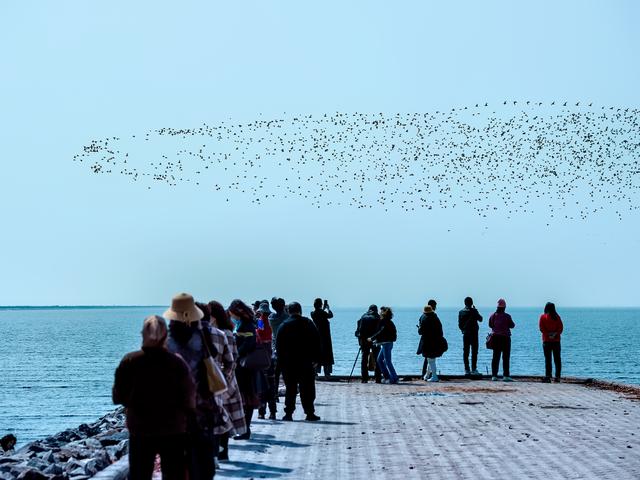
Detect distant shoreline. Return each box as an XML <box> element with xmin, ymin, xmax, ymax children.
<box><xmin>0</xmin><ymin>305</ymin><xmax>165</xmax><ymax>310</ymax></box>
<box><xmin>2</xmin><ymin>305</ymin><xmax>640</xmax><ymax>310</ymax></box>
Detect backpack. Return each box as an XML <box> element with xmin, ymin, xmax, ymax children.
<box><xmin>388</xmin><ymin>320</ymin><xmax>397</xmax><ymax>342</ymax></box>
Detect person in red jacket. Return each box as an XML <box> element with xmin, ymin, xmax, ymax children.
<box><xmin>539</xmin><ymin>302</ymin><xmax>564</xmax><ymax>383</ymax></box>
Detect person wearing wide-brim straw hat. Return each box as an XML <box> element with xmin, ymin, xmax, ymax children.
<box><xmin>164</xmin><ymin>293</ymin><xmax>204</xmax><ymax>325</ymax></box>
<box><xmin>166</xmin><ymin>293</ymin><xmax>219</xmax><ymax>480</ymax></box>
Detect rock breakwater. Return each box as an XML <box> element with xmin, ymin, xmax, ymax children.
<box><xmin>0</xmin><ymin>409</ymin><xmax>128</xmax><ymax>480</ymax></box>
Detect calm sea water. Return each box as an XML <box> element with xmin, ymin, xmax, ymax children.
<box><xmin>1</xmin><ymin>306</ymin><xmax>638</xmax><ymax>446</ymax></box>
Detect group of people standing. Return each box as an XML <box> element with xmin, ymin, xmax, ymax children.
<box><xmin>356</xmin><ymin>297</ymin><xmax>564</xmax><ymax>384</ymax></box>
<box><xmin>415</xmin><ymin>297</ymin><xmax>563</xmax><ymax>382</ymax></box>
<box><xmin>355</xmin><ymin>305</ymin><xmax>399</xmax><ymax>384</ymax></box>
<box><xmin>112</xmin><ymin>294</ymin><xmax>564</xmax><ymax>479</ymax></box>
<box><xmin>113</xmin><ymin>293</ymin><xmax>333</xmax><ymax>480</ymax></box>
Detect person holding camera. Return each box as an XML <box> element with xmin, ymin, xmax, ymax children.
<box><xmin>310</xmin><ymin>298</ymin><xmax>335</xmax><ymax>377</ymax></box>
<box><xmin>458</xmin><ymin>296</ymin><xmax>483</xmax><ymax>377</ymax></box>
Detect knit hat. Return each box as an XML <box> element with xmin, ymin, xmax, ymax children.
<box><xmin>497</xmin><ymin>298</ymin><xmax>507</xmax><ymax>308</ymax></box>
<box><xmin>163</xmin><ymin>293</ymin><xmax>204</xmax><ymax>323</ymax></box>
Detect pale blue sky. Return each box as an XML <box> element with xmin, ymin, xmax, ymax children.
<box><xmin>1</xmin><ymin>1</ymin><xmax>639</xmax><ymax>307</ymax></box>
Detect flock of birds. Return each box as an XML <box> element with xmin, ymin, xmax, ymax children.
<box><xmin>73</xmin><ymin>102</ymin><xmax>640</xmax><ymax>222</ymax></box>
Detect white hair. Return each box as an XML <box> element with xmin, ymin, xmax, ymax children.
<box><xmin>141</xmin><ymin>315</ymin><xmax>167</xmax><ymax>348</ymax></box>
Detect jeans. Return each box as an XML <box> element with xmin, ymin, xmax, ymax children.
<box><xmin>543</xmin><ymin>341</ymin><xmax>561</xmax><ymax>379</ymax></box>
<box><xmin>376</xmin><ymin>343</ymin><xmax>398</xmax><ymax>383</ymax></box>
<box><xmin>491</xmin><ymin>335</ymin><xmax>511</xmax><ymax>377</ymax></box>
<box><xmin>463</xmin><ymin>333</ymin><xmax>479</xmax><ymax>372</ymax></box>
<box><xmin>129</xmin><ymin>434</ymin><xmax>187</xmax><ymax>480</ymax></box>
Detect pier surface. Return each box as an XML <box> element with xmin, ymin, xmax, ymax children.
<box><xmin>215</xmin><ymin>378</ymin><xmax>640</xmax><ymax>479</ymax></box>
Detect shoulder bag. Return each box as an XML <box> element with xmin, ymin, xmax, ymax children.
<box><xmin>239</xmin><ymin>342</ymin><xmax>272</xmax><ymax>370</ymax></box>
<box><xmin>199</xmin><ymin>330</ymin><xmax>228</xmax><ymax>396</ymax></box>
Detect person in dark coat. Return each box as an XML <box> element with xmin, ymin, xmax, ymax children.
<box><xmin>417</xmin><ymin>302</ymin><xmax>445</xmax><ymax>382</ymax></box>
<box><xmin>113</xmin><ymin>314</ymin><xmax>196</xmax><ymax>480</ymax></box>
<box><xmin>228</xmin><ymin>299</ymin><xmax>259</xmax><ymax>440</ymax></box>
<box><xmin>355</xmin><ymin>305</ymin><xmax>382</xmax><ymax>383</ymax></box>
<box><xmin>310</xmin><ymin>298</ymin><xmax>335</xmax><ymax>377</ymax></box>
<box><xmin>276</xmin><ymin>302</ymin><xmax>322</xmax><ymax>421</ymax></box>
<box><xmin>458</xmin><ymin>296</ymin><xmax>483</xmax><ymax>376</ymax></box>
<box><xmin>416</xmin><ymin>299</ymin><xmax>438</xmax><ymax>378</ymax></box>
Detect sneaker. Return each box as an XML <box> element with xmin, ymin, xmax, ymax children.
<box><xmin>233</xmin><ymin>432</ymin><xmax>251</xmax><ymax>440</ymax></box>
<box><xmin>553</xmin><ymin>377</ymin><xmax>561</xmax><ymax>383</ymax></box>
<box><xmin>427</xmin><ymin>375</ymin><xmax>439</xmax><ymax>382</ymax></box>
<box><xmin>491</xmin><ymin>376</ymin><xmax>499</xmax><ymax>381</ymax></box>
<box><xmin>382</xmin><ymin>379</ymin><xmax>390</xmax><ymax>384</ymax></box>
<box><xmin>268</xmin><ymin>412</ymin><xmax>277</xmax><ymax>420</ymax></box>
<box><xmin>361</xmin><ymin>379</ymin><xmax>368</xmax><ymax>384</ymax></box>
<box><xmin>503</xmin><ymin>376</ymin><xmax>514</xmax><ymax>382</ymax></box>
<box><xmin>464</xmin><ymin>369</ymin><xmax>471</xmax><ymax>376</ymax></box>
<box><xmin>542</xmin><ymin>377</ymin><xmax>551</xmax><ymax>383</ymax></box>
<box><xmin>305</xmin><ymin>414</ymin><xmax>321</xmax><ymax>421</ymax></box>
<box><xmin>471</xmin><ymin>369</ymin><xmax>481</xmax><ymax>376</ymax></box>
<box><xmin>282</xmin><ymin>414</ymin><xmax>293</xmax><ymax>421</ymax></box>
<box><xmin>423</xmin><ymin>372</ymin><xmax>432</xmax><ymax>381</ymax></box>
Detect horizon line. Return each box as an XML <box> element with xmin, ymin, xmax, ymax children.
<box><xmin>1</xmin><ymin>304</ymin><xmax>639</xmax><ymax>310</ymax></box>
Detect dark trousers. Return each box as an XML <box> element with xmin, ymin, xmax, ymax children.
<box><xmin>316</xmin><ymin>363</ymin><xmax>333</xmax><ymax>375</ymax></box>
<box><xmin>188</xmin><ymin>429</ymin><xmax>216</xmax><ymax>480</ymax></box>
<box><xmin>258</xmin><ymin>360</ymin><xmax>277</xmax><ymax>416</ymax></box>
<box><xmin>463</xmin><ymin>333</ymin><xmax>479</xmax><ymax>372</ymax></box>
<box><xmin>217</xmin><ymin>432</ymin><xmax>229</xmax><ymax>457</ymax></box>
<box><xmin>274</xmin><ymin>359</ymin><xmax>281</xmax><ymax>399</ymax></box>
<box><xmin>282</xmin><ymin>365</ymin><xmax>316</xmax><ymax>415</ymax></box>
<box><xmin>491</xmin><ymin>335</ymin><xmax>511</xmax><ymax>377</ymax></box>
<box><xmin>543</xmin><ymin>341</ymin><xmax>562</xmax><ymax>379</ymax></box>
<box><xmin>360</xmin><ymin>343</ymin><xmax>382</xmax><ymax>382</ymax></box>
<box><xmin>129</xmin><ymin>434</ymin><xmax>187</xmax><ymax>480</ymax></box>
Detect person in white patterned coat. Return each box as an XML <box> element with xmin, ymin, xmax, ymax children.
<box><xmin>208</xmin><ymin>300</ymin><xmax>247</xmax><ymax>461</ymax></box>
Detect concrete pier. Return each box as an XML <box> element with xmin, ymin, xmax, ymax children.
<box><xmin>215</xmin><ymin>377</ymin><xmax>640</xmax><ymax>479</ymax></box>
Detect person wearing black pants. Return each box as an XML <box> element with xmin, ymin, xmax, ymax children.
<box><xmin>276</xmin><ymin>302</ymin><xmax>322</xmax><ymax>421</ymax></box>
<box><xmin>282</xmin><ymin>365</ymin><xmax>317</xmax><ymax>416</ymax></box>
<box><xmin>488</xmin><ymin>299</ymin><xmax>515</xmax><ymax>381</ymax></box>
<box><xmin>539</xmin><ymin>302</ymin><xmax>564</xmax><ymax>382</ymax></box>
<box><xmin>543</xmin><ymin>342</ymin><xmax>561</xmax><ymax>380</ymax></box>
<box><xmin>113</xmin><ymin>314</ymin><xmax>197</xmax><ymax>480</ymax></box>
<box><xmin>128</xmin><ymin>435</ymin><xmax>188</xmax><ymax>480</ymax></box>
<box><xmin>356</xmin><ymin>305</ymin><xmax>382</xmax><ymax>383</ymax></box>
<box><xmin>459</xmin><ymin>297</ymin><xmax>483</xmax><ymax>376</ymax></box>
<box><xmin>491</xmin><ymin>334</ymin><xmax>511</xmax><ymax>379</ymax></box>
